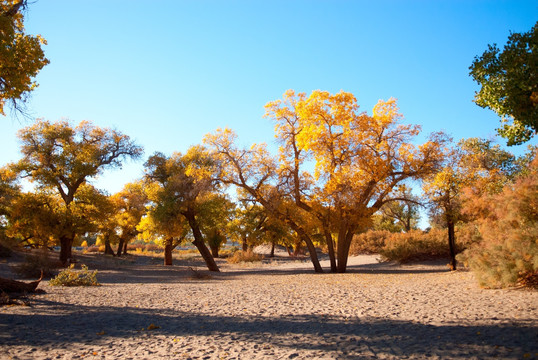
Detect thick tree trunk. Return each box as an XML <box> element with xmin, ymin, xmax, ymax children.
<box><xmin>104</xmin><ymin>238</ymin><xmax>115</xmax><ymax>255</ymax></box>
<box><xmin>185</xmin><ymin>211</ymin><xmax>220</xmax><ymax>272</ymax></box>
<box><xmin>59</xmin><ymin>235</ymin><xmax>74</xmax><ymax>266</ymax></box>
<box><xmin>289</xmin><ymin>221</ymin><xmax>323</xmax><ymax>273</ymax></box>
<box><xmin>123</xmin><ymin>241</ymin><xmax>128</xmax><ymax>255</ymax></box>
<box><xmin>269</xmin><ymin>240</ymin><xmax>276</xmax><ymax>258</ymax></box>
<box><xmin>164</xmin><ymin>241</ymin><xmax>173</xmax><ymax>266</ymax></box>
<box><xmin>447</xmin><ymin>220</ymin><xmax>457</xmax><ymax>271</ymax></box>
<box><xmin>336</xmin><ymin>228</ymin><xmax>354</xmax><ymax>273</ymax></box>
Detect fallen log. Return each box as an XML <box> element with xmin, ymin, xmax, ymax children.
<box><xmin>0</xmin><ymin>271</ymin><xmax>43</xmax><ymax>293</ymax></box>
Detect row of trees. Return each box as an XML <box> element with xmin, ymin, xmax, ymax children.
<box><xmin>3</xmin><ymin>90</ymin><xmax>533</xmax><ymax>275</ymax></box>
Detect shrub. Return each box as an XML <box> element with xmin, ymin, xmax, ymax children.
<box><xmin>459</xmin><ymin>226</ymin><xmax>538</xmax><ymax>288</ymax></box>
<box><xmin>226</xmin><ymin>249</ymin><xmax>263</xmax><ymax>264</ymax></box>
<box><xmin>456</xmin><ymin>152</ymin><xmax>538</xmax><ymax>288</ymax></box>
<box><xmin>49</xmin><ymin>264</ymin><xmax>100</xmax><ymax>286</ymax></box>
<box><xmin>84</xmin><ymin>245</ymin><xmax>101</xmax><ymax>253</ymax></box>
<box><xmin>350</xmin><ymin>230</ymin><xmax>391</xmax><ymax>255</ymax></box>
<box><xmin>378</xmin><ymin>229</ymin><xmax>449</xmax><ymax>263</ymax></box>
<box><xmin>13</xmin><ymin>253</ymin><xmax>59</xmax><ymax>278</ymax></box>
<box><xmin>145</xmin><ymin>243</ymin><xmax>160</xmax><ymax>252</ymax></box>
<box><xmin>350</xmin><ymin>226</ymin><xmax>480</xmax><ymax>263</ymax></box>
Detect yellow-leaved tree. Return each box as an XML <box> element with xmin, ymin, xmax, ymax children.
<box><xmin>0</xmin><ymin>0</ymin><xmax>48</xmax><ymax>116</ymax></box>
<box><xmin>143</xmin><ymin>146</ymin><xmax>221</xmax><ymax>271</ymax></box>
<box><xmin>111</xmin><ymin>181</ymin><xmax>148</xmax><ymax>257</ymax></box>
<box><xmin>12</xmin><ymin>120</ymin><xmax>142</xmax><ymax>265</ymax></box>
<box><xmin>207</xmin><ymin>90</ymin><xmax>447</xmax><ymax>273</ymax></box>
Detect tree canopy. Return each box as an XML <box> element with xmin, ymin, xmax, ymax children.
<box><xmin>470</xmin><ymin>21</ymin><xmax>538</xmax><ymax>145</ymax></box>
<box><xmin>0</xmin><ymin>0</ymin><xmax>48</xmax><ymax>116</ymax></box>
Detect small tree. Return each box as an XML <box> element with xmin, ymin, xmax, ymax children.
<box><xmin>112</xmin><ymin>182</ymin><xmax>148</xmax><ymax>256</ymax></box>
<box><xmin>137</xmin><ymin>212</ymin><xmax>188</xmax><ymax>266</ymax></box>
<box><xmin>143</xmin><ymin>147</ymin><xmax>220</xmax><ymax>271</ymax></box>
<box><xmin>424</xmin><ymin>138</ymin><xmax>519</xmax><ymax>270</ymax></box>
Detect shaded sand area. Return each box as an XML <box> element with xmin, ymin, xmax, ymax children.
<box><xmin>0</xmin><ymin>252</ymin><xmax>537</xmax><ymax>359</ymax></box>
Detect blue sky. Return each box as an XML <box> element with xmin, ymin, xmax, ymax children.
<box><xmin>2</xmin><ymin>0</ymin><xmax>537</xmax><ymax>195</ymax></box>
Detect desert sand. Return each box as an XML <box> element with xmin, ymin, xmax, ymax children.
<box><xmin>0</xmin><ymin>251</ymin><xmax>537</xmax><ymax>359</ymax></box>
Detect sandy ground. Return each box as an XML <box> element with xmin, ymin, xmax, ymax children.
<box><xmin>0</xmin><ymin>250</ymin><xmax>537</xmax><ymax>360</ymax></box>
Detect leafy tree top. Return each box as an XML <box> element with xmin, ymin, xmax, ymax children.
<box><xmin>14</xmin><ymin>119</ymin><xmax>143</xmax><ymax>205</ymax></box>
<box><xmin>470</xmin><ymin>21</ymin><xmax>538</xmax><ymax>145</ymax></box>
<box><xmin>0</xmin><ymin>0</ymin><xmax>49</xmax><ymax>116</ymax></box>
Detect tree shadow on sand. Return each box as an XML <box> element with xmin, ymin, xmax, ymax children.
<box><xmin>1</xmin><ymin>300</ymin><xmax>536</xmax><ymax>359</ymax></box>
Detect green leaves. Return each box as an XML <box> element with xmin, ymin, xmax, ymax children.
<box><xmin>470</xmin><ymin>21</ymin><xmax>538</xmax><ymax>145</ymax></box>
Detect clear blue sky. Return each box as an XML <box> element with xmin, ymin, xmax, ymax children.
<box><xmin>2</xmin><ymin>0</ymin><xmax>537</xmax><ymax>194</ymax></box>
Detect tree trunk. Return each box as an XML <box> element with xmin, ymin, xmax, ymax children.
<box><xmin>104</xmin><ymin>238</ymin><xmax>115</xmax><ymax>255</ymax></box>
<box><xmin>209</xmin><ymin>243</ymin><xmax>219</xmax><ymax>258</ymax></box>
<box><xmin>123</xmin><ymin>241</ymin><xmax>128</xmax><ymax>255</ymax></box>
<box><xmin>242</xmin><ymin>235</ymin><xmax>248</xmax><ymax>251</ymax></box>
<box><xmin>447</xmin><ymin>220</ymin><xmax>457</xmax><ymax>270</ymax></box>
<box><xmin>185</xmin><ymin>211</ymin><xmax>220</xmax><ymax>272</ymax></box>
<box><xmin>164</xmin><ymin>241</ymin><xmax>173</xmax><ymax>266</ymax></box>
<box><xmin>116</xmin><ymin>239</ymin><xmax>125</xmax><ymax>257</ymax></box>
<box><xmin>0</xmin><ymin>272</ymin><xmax>43</xmax><ymax>293</ymax></box>
<box><xmin>269</xmin><ymin>240</ymin><xmax>276</xmax><ymax>258</ymax></box>
<box><xmin>336</xmin><ymin>228</ymin><xmax>354</xmax><ymax>273</ymax></box>
<box><xmin>286</xmin><ymin>246</ymin><xmax>292</xmax><ymax>256</ymax></box>
<box><xmin>324</xmin><ymin>228</ymin><xmax>337</xmax><ymax>273</ymax></box>
<box><xmin>59</xmin><ymin>235</ymin><xmax>74</xmax><ymax>266</ymax></box>
<box><xmin>289</xmin><ymin>221</ymin><xmax>323</xmax><ymax>273</ymax></box>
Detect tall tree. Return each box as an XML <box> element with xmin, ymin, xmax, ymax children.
<box><xmin>12</xmin><ymin>120</ymin><xmax>142</xmax><ymax>264</ymax></box>
<box><xmin>207</xmin><ymin>90</ymin><xmax>446</xmax><ymax>273</ymax></box>
<box><xmin>265</xmin><ymin>90</ymin><xmax>446</xmax><ymax>272</ymax></box>
<box><xmin>470</xmin><ymin>21</ymin><xmax>538</xmax><ymax>145</ymax></box>
<box><xmin>0</xmin><ymin>0</ymin><xmax>48</xmax><ymax>116</ymax></box>
<box><xmin>143</xmin><ymin>147</ymin><xmax>220</xmax><ymax>272</ymax></box>
<box><xmin>205</xmin><ymin>128</ymin><xmax>325</xmax><ymax>272</ymax></box>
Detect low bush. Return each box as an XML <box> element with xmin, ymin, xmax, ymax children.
<box><xmin>379</xmin><ymin>229</ymin><xmax>448</xmax><ymax>263</ymax></box>
<box><xmin>84</xmin><ymin>245</ymin><xmax>101</xmax><ymax>253</ymax></box>
<box><xmin>226</xmin><ymin>249</ymin><xmax>263</xmax><ymax>264</ymax></box>
<box><xmin>49</xmin><ymin>264</ymin><xmax>100</xmax><ymax>286</ymax></box>
<box><xmin>350</xmin><ymin>230</ymin><xmax>391</xmax><ymax>255</ymax></box>
<box><xmin>458</xmin><ymin>226</ymin><xmax>538</xmax><ymax>288</ymax></box>
<box><xmin>351</xmin><ymin>226</ymin><xmax>480</xmax><ymax>263</ymax></box>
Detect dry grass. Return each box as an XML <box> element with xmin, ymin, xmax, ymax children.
<box><xmin>226</xmin><ymin>249</ymin><xmax>263</xmax><ymax>264</ymax></box>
